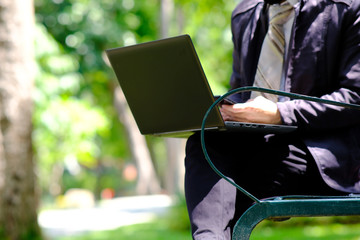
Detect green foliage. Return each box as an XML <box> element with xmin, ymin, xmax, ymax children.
<box><xmin>35</xmin><ymin>0</ymin><xmax>160</xmax><ymax>70</ymax></box>
<box><xmin>34</xmin><ymin>0</ymin><xmax>238</xmax><ymax>198</ymax></box>
<box><xmin>0</xmin><ymin>224</ymin><xmax>43</xmax><ymax>240</ymax></box>
<box><xmin>165</xmin><ymin>195</ymin><xmax>191</xmax><ymax>232</ymax></box>
<box><xmin>34</xmin><ymin>24</ymin><xmax>119</xmax><ymax>195</ymax></box>
<box><xmin>174</xmin><ymin>0</ymin><xmax>236</xmax><ymax>94</ymax></box>
<box><xmin>0</xmin><ymin>228</ymin><xmax>5</xmax><ymax>240</ymax></box>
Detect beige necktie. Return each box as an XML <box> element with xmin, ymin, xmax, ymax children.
<box><xmin>252</xmin><ymin>2</ymin><xmax>294</xmax><ymax>102</ymax></box>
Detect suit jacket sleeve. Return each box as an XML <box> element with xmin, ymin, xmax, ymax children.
<box><xmin>277</xmin><ymin>2</ymin><xmax>360</xmax><ymax>131</ymax></box>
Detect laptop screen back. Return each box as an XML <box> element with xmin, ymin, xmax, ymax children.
<box><xmin>106</xmin><ymin>35</ymin><xmax>224</xmax><ymax>135</ymax></box>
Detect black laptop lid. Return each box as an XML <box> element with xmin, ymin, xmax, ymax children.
<box><xmin>106</xmin><ymin>35</ymin><xmax>224</xmax><ymax>135</ymax></box>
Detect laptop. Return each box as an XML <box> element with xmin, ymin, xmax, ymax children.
<box><xmin>105</xmin><ymin>35</ymin><xmax>297</xmax><ymax>138</ymax></box>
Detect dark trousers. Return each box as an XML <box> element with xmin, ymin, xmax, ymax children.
<box><xmin>184</xmin><ymin>131</ymin><xmax>343</xmax><ymax>240</ymax></box>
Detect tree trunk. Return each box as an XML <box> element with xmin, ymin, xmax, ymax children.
<box><xmin>161</xmin><ymin>0</ymin><xmax>186</xmax><ymax>195</ymax></box>
<box><xmin>0</xmin><ymin>0</ymin><xmax>41</xmax><ymax>239</ymax></box>
<box><xmin>160</xmin><ymin>0</ymin><xmax>174</xmax><ymax>39</ymax></box>
<box><xmin>114</xmin><ymin>87</ymin><xmax>161</xmax><ymax>195</ymax></box>
<box><xmin>164</xmin><ymin>138</ymin><xmax>186</xmax><ymax>194</ymax></box>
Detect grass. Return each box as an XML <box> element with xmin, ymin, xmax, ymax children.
<box><xmin>52</xmin><ymin>217</ymin><xmax>360</xmax><ymax>240</ymax></box>
<box><xmin>53</xmin><ymin>221</ymin><xmax>192</xmax><ymax>240</ymax></box>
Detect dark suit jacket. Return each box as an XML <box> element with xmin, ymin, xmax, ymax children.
<box><xmin>230</xmin><ymin>0</ymin><xmax>360</xmax><ymax>192</ymax></box>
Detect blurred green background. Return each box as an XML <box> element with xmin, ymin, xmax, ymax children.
<box><xmin>34</xmin><ymin>0</ymin><xmax>234</xmax><ymax>202</ymax></box>
<box><xmin>1</xmin><ymin>0</ymin><xmax>360</xmax><ymax>239</ymax></box>
<box><xmin>33</xmin><ymin>0</ymin><xmax>236</xmax><ymax>239</ymax></box>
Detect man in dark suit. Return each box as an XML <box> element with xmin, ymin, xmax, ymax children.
<box><xmin>185</xmin><ymin>0</ymin><xmax>360</xmax><ymax>239</ymax></box>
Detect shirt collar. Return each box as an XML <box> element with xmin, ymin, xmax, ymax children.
<box><xmin>286</xmin><ymin>0</ymin><xmax>299</xmax><ymax>7</ymax></box>
<box><xmin>271</xmin><ymin>0</ymin><xmax>299</xmax><ymax>9</ymax></box>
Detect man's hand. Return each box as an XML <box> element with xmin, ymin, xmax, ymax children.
<box><xmin>220</xmin><ymin>96</ymin><xmax>282</xmax><ymax>125</ymax></box>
